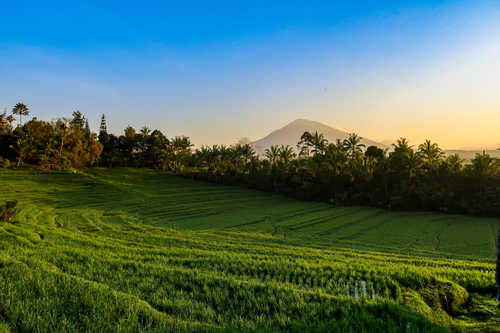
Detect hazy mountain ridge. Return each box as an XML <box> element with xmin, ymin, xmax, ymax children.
<box><xmin>443</xmin><ymin>149</ymin><xmax>500</xmax><ymax>161</ymax></box>
<box><xmin>251</xmin><ymin>119</ymin><xmax>386</xmax><ymax>154</ymax></box>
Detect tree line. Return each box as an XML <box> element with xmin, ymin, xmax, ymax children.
<box><xmin>2</xmin><ymin>103</ymin><xmax>500</xmax><ymax>216</ymax></box>
<box><xmin>1</xmin><ymin>104</ymin><xmax>102</xmax><ymax>168</ymax></box>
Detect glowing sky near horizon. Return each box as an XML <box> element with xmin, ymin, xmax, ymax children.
<box><xmin>0</xmin><ymin>1</ymin><xmax>499</xmax><ymax>149</ymax></box>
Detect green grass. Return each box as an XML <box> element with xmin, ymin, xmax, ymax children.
<box><xmin>0</xmin><ymin>168</ymin><xmax>498</xmax><ymax>332</ymax></box>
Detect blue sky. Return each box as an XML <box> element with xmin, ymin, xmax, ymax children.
<box><xmin>1</xmin><ymin>1</ymin><xmax>499</xmax><ymax>148</ymax></box>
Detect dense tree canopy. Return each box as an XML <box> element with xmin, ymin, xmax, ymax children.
<box><xmin>181</xmin><ymin>131</ymin><xmax>500</xmax><ymax>217</ymax></box>
<box><xmin>0</xmin><ymin>112</ymin><xmax>102</xmax><ymax>168</ymax></box>
<box><xmin>2</xmin><ymin>104</ymin><xmax>500</xmax><ymax>217</ymax></box>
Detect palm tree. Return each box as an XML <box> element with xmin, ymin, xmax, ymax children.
<box><xmin>418</xmin><ymin>139</ymin><xmax>443</xmax><ymax>163</ymax></box>
<box><xmin>239</xmin><ymin>144</ymin><xmax>256</xmax><ymax>165</ymax></box>
<box><xmin>389</xmin><ymin>138</ymin><xmax>421</xmax><ymax>182</ymax></box>
<box><xmin>12</xmin><ymin>102</ymin><xmax>29</xmax><ymax>126</ymax></box>
<box><xmin>195</xmin><ymin>146</ymin><xmax>212</xmax><ymax>167</ymax></box>
<box><xmin>469</xmin><ymin>152</ymin><xmax>496</xmax><ymax>177</ymax></box>
<box><xmin>365</xmin><ymin>145</ymin><xmax>385</xmax><ymax>160</ymax></box>
<box><xmin>169</xmin><ymin>136</ymin><xmax>193</xmax><ymax>169</ymax></box>
<box><xmin>55</xmin><ymin>119</ymin><xmax>70</xmax><ymax>160</ymax></box>
<box><xmin>392</xmin><ymin>137</ymin><xmax>412</xmax><ymax>154</ymax></box>
<box><xmin>297</xmin><ymin>131</ymin><xmax>327</xmax><ymax>156</ymax></box>
<box><xmin>171</xmin><ymin>136</ymin><xmax>193</xmax><ymax>151</ymax></box>
<box><xmin>216</xmin><ymin>145</ymin><xmax>230</xmax><ymax>162</ymax></box>
<box><xmin>265</xmin><ymin>145</ymin><xmax>280</xmax><ymax>164</ymax></box>
<box><xmin>417</xmin><ymin>139</ymin><xmax>444</xmax><ymax>174</ymax></box>
<box><xmin>278</xmin><ymin>145</ymin><xmax>296</xmax><ymax>163</ymax></box>
<box><xmin>445</xmin><ymin>154</ymin><xmax>463</xmax><ymax>173</ymax></box>
<box><xmin>468</xmin><ymin>152</ymin><xmax>498</xmax><ymax>203</ymax></box>
<box><xmin>310</xmin><ymin>132</ymin><xmax>328</xmax><ymax>155</ymax></box>
<box><xmin>140</xmin><ymin>126</ymin><xmax>151</xmax><ymax>137</ymax></box>
<box><xmin>405</xmin><ymin>150</ymin><xmax>422</xmax><ymax>179</ymax></box>
<box><xmin>343</xmin><ymin>133</ymin><xmax>365</xmax><ymax>160</ymax></box>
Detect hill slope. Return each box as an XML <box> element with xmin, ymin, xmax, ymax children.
<box><xmin>1</xmin><ymin>168</ymin><xmax>498</xmax><ymax>258</ymax></box>
<box><xmin>0</xmin><ymin>169</ymin><xmax>498</xmax><ymax>332</ymax></box>
<box><xmin>252</xmin><ymin>119</ymin><xmax>386</xmax><ymax>154</ymax></box>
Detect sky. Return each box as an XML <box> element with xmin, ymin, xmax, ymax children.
<box><xmin>1</xmin><ymin>1</ymin><xmax>499</xmax><ymax>149</ymax></box>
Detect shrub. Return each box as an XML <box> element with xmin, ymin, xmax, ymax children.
<box><xmin>0</xmin><ymin>158</ymin><xmax>11</xmax><ymax>168</ymax></box>
<box><xmin>0</xmin><ymin>200</ymin><xmax>20</xmax><ymax>223</ymax></box>
<box><xmin>420</xmin><ymin>280</ymin><xmax>469</xmax><ymax>315</ymax></box>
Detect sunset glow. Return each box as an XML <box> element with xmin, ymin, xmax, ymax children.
<box><xmin>1</xmin><ymin>1</ymin><xmax>499</xmax><ymax>148</ymax></box>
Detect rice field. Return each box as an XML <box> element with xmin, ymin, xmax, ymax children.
<box><xmin>3</xmin><ymin>168</ymin><xmax>498</xmax><ymax>259</ymax></box>
<box><xmin>0</xmin><ymin>168</ymin><xmax>498</xmax><ymax>332</ymax></box>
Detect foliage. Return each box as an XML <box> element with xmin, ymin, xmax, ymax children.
<box><xmin>3</xmin><ymin>168</ymin><xmax>499</xmax><ymax>258</ymax></box>
<box><xmin>1</xmin><ymin>107</ymin><xmax>103</xmax><ymax>169</ymax></box>
<box><xmin>182</xmin><ymin>133</ymin><xmax>500</xmax><ymax>217</ymax></box>
<box><xmin>11</xmin><ymin>102</ymin><xmax>29</xmax><ymax>125</ymax></box>
<box><xmin>97</xmin><ymin>114</ymin><xmax>193</xmax><ymax>170</ymax></box>
<box><xmin>0</xmin><ymin>168</ymin><xmax>498</xmax><ymax>332</ymax></box>
<box><xmin>3</xmin><ymin>106</ymin><xmax>500</xmax><ymax>217</ymax></box>
<box><xmin>0</xmin><ymin>200</ymin><xmax>19</xmax><ymax>223</ymax></box>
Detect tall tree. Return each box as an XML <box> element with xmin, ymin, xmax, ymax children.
<box><xmin>71</xmin><ymin>111</ymin><xmax>85</xmax><ymax>129</ymax></box>
<box><xmin>310</xmin><ymin>132</ymin><xmax>328</xmax><ymax>155</ymax></box>
<box><xmin>84</xmin><ymin>118</ymin><xmax>90</xmax><ymax>134</ymax></box>
<box><xmin>12</xmin><ymin>102</ymin><xmax>29</xmax><ymax>125</ymax></box>
<box><xmin>98</xmin><ymin>114</ymin><xmax>109</xmax><ymax>146</ymax></box>
<box><xmin>392</xmin><ymin>138</ymin><xmax>412</xmax><ymax>154</ymax></box>
<box><xmin>265</xmin><ymin>145</ymin><xmax>280</xmax><ymax>165</ymax></box>
<box><xmin>99</xmin><ymin>114</ymin><xmax>107</xmax><ymax>134</ymax></box>
<box><xmin>297</xmin><ymin>131</ymin><xmax>327</xmax><ymax>157</ymax></box>
<box><xmin>365</xmin><ymin>146</ymin><xmax>385</xmax><ymax>161</ymax></box>
<box><xmin>297</xmin><ymin>131</ymin><xmax>313</xmax><ymax>157</ymax></box>
<box><xmin>278</xmin><ymin>145</ymin><xmax>296</xmax><ymax>164</ymax></box>
<box><xmin>418</xmin><ymin>139</ymin><xmax>443</xmax><ymax>170</ymax></box>
<box><xmin>343</xmin><ymin>133</ymin><xmax>365</xmax><ymax>160</ymax></box>
<box><xmin>445</xmin><ymin>154</ymin><xmax>463</xmax><ymax>173</ymax></box>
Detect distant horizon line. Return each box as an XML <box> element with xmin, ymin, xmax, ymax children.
<box><xmin>3</xmin><ymin>110</ymin><xmax>500</xmax><ymax>150</ymax></box>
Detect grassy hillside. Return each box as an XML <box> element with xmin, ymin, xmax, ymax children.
<box><xmin>0</xmin><ymin>168</ymin><xmax>498</xmax><ymax>332</ymax></box>
<box><xmin>3</xmin><ymin>168</ymin><xmax>497</xmax><ymax>259</ymax></box>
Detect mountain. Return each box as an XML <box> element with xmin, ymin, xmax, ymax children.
<box><xmin>251</xmin><ymin>119</ymin><xmax>386</xmax><ymax>155</ymax></box>
<box><xmin>444</xmin><ymin>149</ymin><xmax>500</xmax><ymax>161</ymax></box>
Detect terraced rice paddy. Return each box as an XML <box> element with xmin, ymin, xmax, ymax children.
<box><xmin>0</xmin><ymin>168</ymin><xmax>499</xmax><ymax>332</ymax></box>
<box><xmin>3</xmin><ymin>168</ymin><xmax>497</xmax><ymax>258</ymax></box>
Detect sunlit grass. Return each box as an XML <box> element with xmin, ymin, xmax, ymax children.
<box><xmin>0</xmin><ymin>168</ymin><xmax>498</xmax><ymax>332</ymax></box>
